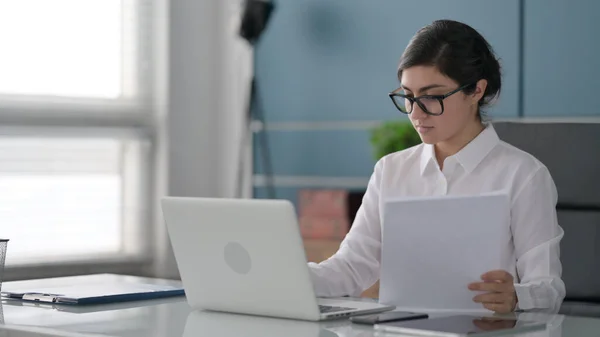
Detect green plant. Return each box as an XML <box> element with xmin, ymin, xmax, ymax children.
<box><xmin>369</xmin><ymin>120</ymin><xmax>422</xmax><ymax>160</ymax></box>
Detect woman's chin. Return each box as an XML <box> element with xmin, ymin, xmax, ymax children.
<box><xmin>419</xmin><ymin>134</ymin><xmax>438</xmax><ymax>145</ymax></box>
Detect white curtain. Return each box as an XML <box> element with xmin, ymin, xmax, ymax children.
<box><xmin>219</xmin><ymin>0</ymin><xmax>254</xmax><ymax>199</ymax></box>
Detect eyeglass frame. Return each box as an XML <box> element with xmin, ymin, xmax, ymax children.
<box><xmin>388</xmin><ymin>82</ymin><xmax>474</xmax><ymax>116</ymax></box>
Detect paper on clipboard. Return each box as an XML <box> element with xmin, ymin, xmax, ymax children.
<box><xmin>379</xmin><ymin>192</ymin><xmax>512</xmax><ymax>313</ymax></box>
<box><xmin>1</xmin><ymin>282</ymin><xmax>184</xmax><ymax>305</ymax></box>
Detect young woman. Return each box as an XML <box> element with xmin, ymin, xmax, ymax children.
<box><xmin>308</xmin><ymin>19</ymin><xmax>565</xmax><ymax>314</ymax></box>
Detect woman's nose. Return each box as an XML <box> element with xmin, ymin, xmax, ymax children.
<box><xmin>411</xmin><ymin>102</ymin><xmax>428</xmax><ymax>120</ymax></box>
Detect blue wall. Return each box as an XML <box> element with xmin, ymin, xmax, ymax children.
<box><xmin>524</xmin><ymin>0</ymin><xmax>600</xmax><ymax>116</ymax></box>
<box><xmin>253</xmin><ymin>0</ymin><xmax>600</xmax><ymax>202</ymax></box>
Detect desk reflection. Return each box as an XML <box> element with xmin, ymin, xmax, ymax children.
<box><xmin>326</xmin><ymin>311</ymin><xmax>565</xmax><ymax>337</ymax></box>
<box><xmin>182</xmin><ymin>310</ymin><xmax>342</xmax><ymax>337</ymax></box>
<box><xmin>181</xmin><ymin>310</ymin><xmax>566</xmax><ymax>337</ymax></box>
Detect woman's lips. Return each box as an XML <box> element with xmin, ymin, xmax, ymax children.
<box><xmin>416</xmin><ymin>126</ymin><xmax>434</xmax><ymax>134</ymax></box>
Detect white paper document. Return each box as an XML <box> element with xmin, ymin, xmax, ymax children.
<box><xmin>379</xmin><ymin>192</ymin><xmax>512</xmax><ymax>313</ymax></box>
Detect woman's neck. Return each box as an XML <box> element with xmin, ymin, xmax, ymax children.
<box><xmin>435</xmin><ymin>121</ymin><xmax>485</xmax><ymax>170</ymax></box>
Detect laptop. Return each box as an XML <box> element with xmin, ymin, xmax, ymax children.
<box><xmin>161</xmin><ymin>196</ymin><xmax>395</xmax><ymax>321</ymax></box>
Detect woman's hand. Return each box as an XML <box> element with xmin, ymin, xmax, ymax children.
<box><xmin>468</xmin><ymin>270</ymin><xmax>517</xmax><ymax>314</ymax></box>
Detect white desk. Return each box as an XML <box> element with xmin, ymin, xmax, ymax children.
<box><xmin>1</xmin><ymin>274</ymin><xmax>599</xmax><ymax>337</ymax></box>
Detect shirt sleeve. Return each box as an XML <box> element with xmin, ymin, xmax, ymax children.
<box><xmin>511</xmin><ymin>166</ymin><xmax>566</xmax><ymax>312</ymax></box>
<box><xmin>307</xmin><ymin>158</ymin><xmax>385</xmax><ymax>297</ymax></box>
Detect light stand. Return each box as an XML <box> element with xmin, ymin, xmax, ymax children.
<box><xmin>235</xmin><ymin>0</ymin><xmax>276</xmax><ymax>199</ymax></box>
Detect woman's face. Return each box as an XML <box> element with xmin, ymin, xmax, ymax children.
<box><xmin>400</xmin><ymin>65</ymin><xmax>484</xmax><ymax>145</ymax></box>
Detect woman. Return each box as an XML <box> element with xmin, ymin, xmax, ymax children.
<box><xmin>308</xmin><ymin>19</ymin><xmax>565</xmax><ymax>314</ymax></box>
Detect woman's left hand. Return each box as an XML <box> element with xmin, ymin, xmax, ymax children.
<box><xmin>468</xmin><ymin>270</ymin><xmax>517</xmax><ymax>314</ymax></box>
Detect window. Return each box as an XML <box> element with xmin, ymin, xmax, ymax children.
<box><xmin>0</xmin><ymin>1</ymin><xmax>123</xmax><ymax>98</ymax></box>
<box><xmin>0</xmin><ymin>0</ymin><xmax>155</xmax><ymax>267</ymax></box>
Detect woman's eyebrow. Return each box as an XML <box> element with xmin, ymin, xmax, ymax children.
<box><xmin>401</xmin><ymin>84</ymin><xmax>447</xmax><ymax>92</ymax></box>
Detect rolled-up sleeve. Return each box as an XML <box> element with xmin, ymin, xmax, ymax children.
<box><xmin>308</xmin><ymin>158</ymin><xmax>385</xmax><ymax>297</ymax></box>
<box><xmin>511</xmin><ymin>166</ymin><xmax>566</xmax><ymax>312</ymax></box>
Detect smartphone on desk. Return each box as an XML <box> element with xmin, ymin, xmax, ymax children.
<box><xmin>350</xmin><ymin>311</ymin><xmax>428</xmax><ymax>325</ymax></box>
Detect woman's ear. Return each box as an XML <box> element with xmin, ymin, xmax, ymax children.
<box><xmin>471</xmin><ymin>79</ymin><xmax>488</xmax><ymax>105</ymax></box>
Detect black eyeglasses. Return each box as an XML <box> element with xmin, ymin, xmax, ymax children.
<box><xmin>388</xmin><ymin>83</ymin><xmax>473</xmax><ymax>116</ymax></box>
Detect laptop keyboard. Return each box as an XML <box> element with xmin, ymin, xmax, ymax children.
<box><xmin>319</xmin><ymin>305</ymin><xmax>355</xmax><ymax>313</ymax></box>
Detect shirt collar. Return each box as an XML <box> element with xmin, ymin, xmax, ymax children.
<box><xmin>419</xmin><ymin>142</ymin><xmax>436</xmax><ymax>176</ymax></box>
<box><xmin>419</xmin><ymin>123</ymin><xmax>500</xmax><ymax>176</ymax></box>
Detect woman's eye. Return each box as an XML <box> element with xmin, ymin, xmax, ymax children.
<box><xmin>420</xmin><ymin>97</ymin><xmax>437</xmax><ymax>102</ymax></box>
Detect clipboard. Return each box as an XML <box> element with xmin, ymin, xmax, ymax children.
<box><xmin>1</xmin><ymin>282</ymin><xmax>185</xmax><ymax>305</ymax></box>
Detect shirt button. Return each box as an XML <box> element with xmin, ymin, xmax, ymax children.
<box><xmin>435</xmin><ymin>177</ymin><xmax>448</xmax><ymax>195</ymax></box>
<box><xmin>438</xmin><ymin>179</ymin><xmax>448</xmax><ymax>195</ymax></box>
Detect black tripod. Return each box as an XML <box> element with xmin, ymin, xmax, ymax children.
<box><xmin>235</xmin><ymin>75</ymin><xmax>276</xmax><ymax>199</ymax></box>
<box><xmin>235</xmin><ymin>0</ymin><xmax>276</xmax><ymax>199</ymax></box>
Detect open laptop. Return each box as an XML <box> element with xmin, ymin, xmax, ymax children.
<box><xmin>161</xmin><ymin>196</ymin><xmax>395</xmax><ymax>321</ymax></box>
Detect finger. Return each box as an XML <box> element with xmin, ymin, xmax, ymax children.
<box><xmin>468</xmin><ymin>281</ymin><xmax>513</xmax><ymax>293</ymax></box>
<box><xmin>483</xmin><ymin>302</ymin><xmax>513</xmax><ymax>314</ymax></box>
<box><xmin>481</xmin><ymin>270</ymin><xmax>513</xmax><ymax>283</ymax></box>
<box><xmin>473</xmin><ymin>318</ymin><xmax>516</xmax><ymax>330</ymax></box>
<box><xmin>479</xmin><ymin>317</ymin><xmax>506</xmax><ymax>322</ymax></box>
<box><xmin>472</xmin><ymin>319</ymin><xmax>500</xmax><ymax>331</ymax></box>
<box><xmin>479</xmin><ymin>317</ymin><xmax>514</xmax><ymax>322</ymax></box>
<box><xmin>473</xmin><ymin>292</ymin><xmax>508</xmax><ymax>304</ymax></box>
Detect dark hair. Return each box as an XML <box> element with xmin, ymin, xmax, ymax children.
<box><xmin>398</xmin><ymin>20</ymin><xmax>501</xmax><ymax>119</ymax></box>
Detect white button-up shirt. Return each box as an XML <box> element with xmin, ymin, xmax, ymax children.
<box><xmin>308</xmin><ymin>123</ymin><xmax>566</xmax><ymax>312</ymax></box>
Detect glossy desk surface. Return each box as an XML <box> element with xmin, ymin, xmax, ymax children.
<box><xmin>0</xmin><ymin>274</ymin><xmax>599</xmax><ymax>337</ymax></box>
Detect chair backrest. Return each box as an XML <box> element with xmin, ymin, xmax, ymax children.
<box><xmin>493</xmin><ymin>121</ymin><xmax>600</xmax><ymax>302</ymax></box>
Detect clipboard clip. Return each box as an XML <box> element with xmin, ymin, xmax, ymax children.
<box><xmin>22</xmin><ymin>293</ymin><xmax>60</xmax><ymax>303</ymax></box>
